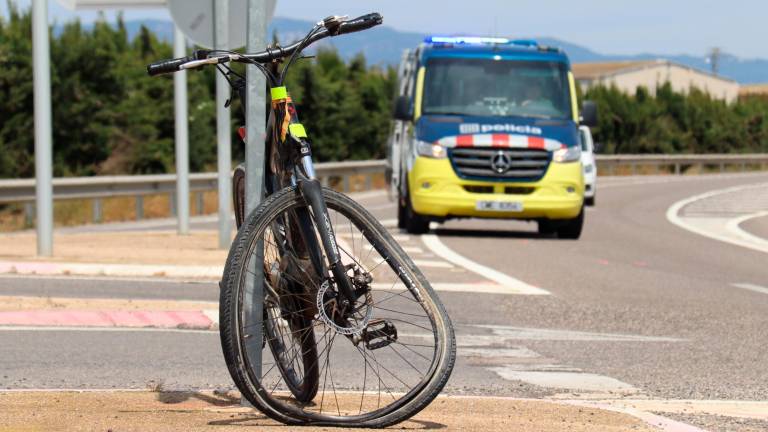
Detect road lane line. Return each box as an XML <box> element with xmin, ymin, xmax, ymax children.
<box><xmin>421</xmin><ymin>234</ymin><xmax>550</xmax><ymax>295</ymax></box>
<box><xmin>372</xmin><ymin>282</ymin><xmax>531</xmax><ymax>295</ymax></box>
<box><xmin>731</xmin><ymin>283</ymin><xmax>768</xmax><ymax>296</ymax></box>
<box><xmin>475</xmin><ymin>324</ymin><xmax>683</xmax><ymax>342</ymax></box>
<box><xmin>412</xmin><ymin>260</ymin><xmax>454</xmax><ymax>269</ymax></box>
<box><xmin>726</xmin><ymin>210</ymin><xmax>768</xmax><ymax>243</ymax></box>
<box><xmin>488</xmin><ymin>368</ymin><xmax>640</xmax><ymax>394</ymax></box>
<box><xmin>666</xmin><ymin>182</ymin><xmax>768</xmax><ymax>254</ymax></box>
<box><xmin>461</xmin><ymin>347</ymin><xmax>541</xmax><ymax>358</ymax></box>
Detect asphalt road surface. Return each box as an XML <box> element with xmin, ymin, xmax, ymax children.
<box><xmin>2</xmin><ymin>173</ymin><xmax>768</xmax><ymax>430</ymax></box>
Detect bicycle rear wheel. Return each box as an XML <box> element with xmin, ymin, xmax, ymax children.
<box><xmin>219</xmin><ymin>185</ymin><xmax>456</xmax><ymax>427</ymax></box>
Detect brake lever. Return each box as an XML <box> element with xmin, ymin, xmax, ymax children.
<box><xmin>321</xmin><ymin>15</ymin><xmax>349</xmax><ymax>35</ymax></box>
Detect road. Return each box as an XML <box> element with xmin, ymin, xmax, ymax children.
<box><xmin>2</xmin><ymin>173</ymin><xmax>767</xmax><ymax>431</ymax></box>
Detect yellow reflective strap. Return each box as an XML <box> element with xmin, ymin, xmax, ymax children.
<box><xmin>289</xmin><ymin>123</ymin><xmax>308</xmax><ymax>138</ymax></box>
<box><xmin>271</xmin><ymin>86</ymin><xmax>288</xmax><ymax>101</ymax></box>
<box><xmin>568</xmin><ymin>72</ymin><xmax>579</xmax><ymax>123</ymax></box>
<box><xmin>414</xmin><ymin>67</ymin><xmax>425</xmax><ymax>120</ymax></box>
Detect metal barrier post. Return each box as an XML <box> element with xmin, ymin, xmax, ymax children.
<box><xmin>135</xmin><ymin>196</ymin><xmax>144</xmax><ymax>220</ymax></box>
<box><xmin>215</xmin><ymin>0</ymin><xmax>232</xmax><ymax>249</ymax></box>
<box><xmin>92</xmin><ymin>198</ymin><xmax>103</xmax><ymax>223</ymax></box>
<box><xmin>32</xmin><ymin>0</ymin><xmax>53</xmax><ymax>256</ymax></box>
<box><xmin>174</xmin><ymin>25</ymin><xmax>191</xmax><ymax>235</ymax></box>
<box><xmin>24</xmin><ymin>202</ymin><xmax>35</xmax><ymax>227</ymax></box>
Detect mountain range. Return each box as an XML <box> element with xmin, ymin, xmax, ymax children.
<box><xmin>65</xmin><ymin>17</ymin><xmax>768</xmax><ymax>84</ymax></box>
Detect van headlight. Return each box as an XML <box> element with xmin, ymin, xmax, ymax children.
<box><xmin>416</xmin><ymin>141</ymin><xmax>447</xmax><ymax>159</ymax></box>
<box><xmin>552</xmin><ymin>146</ymin><xmax>581</xmax><ymax>163</ymax></box>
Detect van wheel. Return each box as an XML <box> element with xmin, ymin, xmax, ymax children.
<box><xmin>585</xmin><ymin>196</ymin><xmax>595</xmax><ymax>206</ymax></box>
<box><xmin>404</xmin><ymin>196</ymin><xmax>430</xmax><ymax>234</ymax></box>
<box><xmin>556</xmin><ymin>207</ymin><xmax>584</xmax><ymax>240</ymax></box>
<box><xmin>397</xmin><ymin>194</ymin><xmax>407</xmax><ymax>229</ymax></box>
<box><xmin>537</xmin><ymin>220</ymin><xmax>557</xmax><ymax>236</ymax></box>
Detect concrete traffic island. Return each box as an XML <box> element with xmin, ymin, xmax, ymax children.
<box><xmin>0</xmin><ymin>391</ymin><xmax>656</xmax><ymax>431</ymax></box>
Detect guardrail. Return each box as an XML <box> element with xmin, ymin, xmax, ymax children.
<box><xmin>0</xmin><ymin>160</ymin><xmax>387</xmax><ymax>224</ymax></box>
<box><xmin>1</xmin><ymin>155</ymin><xmax>766</xmax><ymax>225</ymax></box>
<box><xmin>596</xmin><ymin>153</ymin><xmax>768</xmax><ymax>175</ymax></box>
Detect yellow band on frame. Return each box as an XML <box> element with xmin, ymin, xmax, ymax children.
<box><xmin>271</xmin><ymin>86</ymin><xmax>288</xmax><ymax>101</ymax></box>
<box><xmin>289</xmin><ymin>123</ymin><xmax>308</xmax><ymax>138</ymax></box>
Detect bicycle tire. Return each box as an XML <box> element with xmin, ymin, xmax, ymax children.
<box><xmin>219</xmin><ymin>185</ymin><xmax>456</xmax><ymax>428</ymax></box>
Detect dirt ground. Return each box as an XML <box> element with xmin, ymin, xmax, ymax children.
<box><xmin>0</xmin><ymin>391</ymin><xmax>655</xmax><ymax>432</ymax></box>
<box><xmin>0</xmin><ymin>231</ymin><xmax>228</xmax><ymax>266</ymax></box>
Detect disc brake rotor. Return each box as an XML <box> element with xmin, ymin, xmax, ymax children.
<box><xmin>316</xmin><ymin>280</ymin><xmax>373</xmax><ymax>335</ymax></box>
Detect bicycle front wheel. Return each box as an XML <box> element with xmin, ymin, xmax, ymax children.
<box><xmin>219</xmin><ymin>185</ymin><xmax>456</xmax><ymax>428</ymax></box>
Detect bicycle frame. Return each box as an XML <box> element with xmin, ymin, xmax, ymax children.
<box><xmin>233</xmin><ymin>82</ymin><xmax>359</xmax><ymax>306</ymax></box>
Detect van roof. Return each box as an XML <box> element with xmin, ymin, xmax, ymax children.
<box><xmin>420</xmin><ymin>38</ymin><xmax>570</xmax><ymax>65</ymax></box>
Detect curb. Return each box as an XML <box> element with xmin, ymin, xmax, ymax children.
<box><xmin>0</xmin><ymin>260</ymin><xmax>223</xmax><ymax>280</ymax></box>
<box><xmin>0</xmin><ymin>309</ymin><xmax>219</xmax><ymax>331</ymax></box>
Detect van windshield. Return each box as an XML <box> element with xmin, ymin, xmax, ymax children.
<box><xmin>422</xmin><ymin>58</ymin><xmax>572</xmax><ymax>120</ymax></box>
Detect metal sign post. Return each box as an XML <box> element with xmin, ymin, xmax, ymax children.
<box><xmin>173</xmin><ymin>25</ymin><xmax>190</xmax><ymax>235</ymax></box>
<box><xmin>214</xmin><ymin>0</ymin><xmax>232</xmax><ymax>249</ymax></box>
<box><xmin>59</xmin><ymin>0</ymin><xmax>191</xmax><ymax>237</ymax></box>
<box><xmin>243</xmin><ymin>0</ymin><xmax>268</xmax><ymax>385</ymax></box>
<box><xmin>32</xmin><ymin>0</ymin><xmax>54</xmax><ymax>257</ymax></box>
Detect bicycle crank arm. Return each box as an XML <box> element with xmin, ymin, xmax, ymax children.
<box><xmin>298</xmin><ymin>179</ymin><xmax>358</xmax><ymax>305</ymax></box>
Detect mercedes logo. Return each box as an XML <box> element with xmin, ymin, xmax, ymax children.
<box><xmin>490</xmin><ymin>151</ymin><xmax>511</xmax><ymax>174</ymax></box>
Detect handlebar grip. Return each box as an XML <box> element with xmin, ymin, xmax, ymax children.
<box><xmin>147</xmin><ymin>56</ymin><xmax>191</xmax><ymax>76</ymax></box>
<box><xmin>336</xmin><ymin>13</ymin><xmax>383</xmax><ymax>36</ymax></box>
<box><xmin>146</xmin><ymin>50</ymin><xmax>211</xmax><ymax>76</ymax></box>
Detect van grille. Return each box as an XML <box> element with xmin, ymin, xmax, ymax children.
<box><xmin>450</xmin><ymin>147</ymin><xmax>550</xmax><ymax>181</ymax></box>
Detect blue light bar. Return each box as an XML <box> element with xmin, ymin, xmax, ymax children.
<box><xmin>425</xmin><ymin>36</ymin><xmax>511</xmax><ymax>45</ymax></box>
<box><xmin>425</xmin><ymin>36</ymin><xmax>541</xmax><ymax>48</ymax></box>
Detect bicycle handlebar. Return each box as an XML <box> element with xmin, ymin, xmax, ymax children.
<box><xmin>146</xmin><ymin>13</ymin><xmax>382</xmax><ymax>76</ymax></box>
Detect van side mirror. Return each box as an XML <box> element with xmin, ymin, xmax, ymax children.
<box><xmin>393</xmin><ymin>95</ymin><xmax>412</xmax><ymax>121</ymax></box>
<box><xmin>580</xmin><ymin>100</ymin><xmax>598</xmax><ymax>127</ymax></box>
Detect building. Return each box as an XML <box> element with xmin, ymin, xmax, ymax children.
<box><xmin>572</xmin><ymin>59</ymin><xmax>740</xmax><ymax>103</ymax></box>
<box><xmin>739</xmin><ymin>84</ymin><xmax>768</xmax><ymax>99</ymax></box>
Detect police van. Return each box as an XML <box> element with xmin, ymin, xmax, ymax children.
<box><xmin>387</xmin><ymin>36</ymin><xmax>597</xmax><ymax>238</ymax></box>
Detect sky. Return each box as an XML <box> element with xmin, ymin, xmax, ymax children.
<box><xmin>2</xmin><ymin>0</ymin><xmax>766</xmax><ymax>59</ymax></box>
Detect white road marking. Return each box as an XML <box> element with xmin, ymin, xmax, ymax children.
<box><xmin>401</xmin><ymin>246</ymin><xmax>424</xmax><ymax>254</ymax></box>
<box><xmin>731</xmin><ymin>283</ymin><xmax>768</xmax><ymax>296</ymax></box>
<box><xmin>365</xmin><ymin>203</ymin><xmax>396</xmax><ymax>211</ymax></box>
<box><xmin>475</xmin><ymin>324</ymin><xmax>683</xmax><ymax>342</ymax></box>
<box><xmin>600</xmin><ymin>399</ymin><xmax>768</xmax><ymax>421</ymax></box>
<box><xmin>488</xmin><ymin>368</ymin><xmax>640</xmax><ymax>394</ymax></box>
<box><xmin>202</xmin><ymin>309</ymin><xmax>219</xmax><ymax>326</ymax></box>
<box><xmin>411</xmin><ymin>260</ymin><xmax>454</xmax><ymax>269</ymax></box>
<box><xmin>726</xmin><ymin>211</ymin><xmax>768</xmax><ymax>243</ymax></box>
<box><xmin>371</xmin><ymin>282</ymin><xmax>533</xmax><ymax>295</ymax></box>
<box><xmin>380</xmin><ymin>219</ymin><xmax>398</xmax><ymax>228</ymax></box>
<box><xmin>666</xmin><ymin>182</ymin><xmax>768</xmax><ymax>254</ymax></box>
<box><xmin>421</xmin><ymin>234</ymin><xmax>550</xmax><ymax>295</ymax></box>
<box><xmin>346</xmin><ymin>190</ymin><xmax>388</xmax><ymax>201</ymax></box>
<box><xmin>461</xmin><ymin>347</ymin><xmax>541</xmax><ymax>358</ymax></box>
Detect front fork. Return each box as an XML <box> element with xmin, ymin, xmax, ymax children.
<box><xmin>296</xmin><ymin>156</ymin><xmax>359</xmax><ymax>306</ymax></box>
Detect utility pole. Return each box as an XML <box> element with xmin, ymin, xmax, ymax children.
<box><xmin>32</xmin><ymin>0</ymin><xmax>53</xmax><ymax>256</ymax></box>
<box><xmin>708</xmin><ymin>47</ymin><xmax>721</xmax><ymax>76</ymax></box>
<box><xmin>242</xmin><ymin>0</ymin><xmax>268</xmax><ymax>386</ymax></box>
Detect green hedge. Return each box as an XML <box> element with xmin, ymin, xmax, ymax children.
<box><xmin>583</xmin><ymin>84</ymin><xmax>768</xmax><ymax>154</ymax></box>
<box><xmin>0</xmin><ymin>6</ymin><xmax>396</xmax><ymax>178</ymax></box>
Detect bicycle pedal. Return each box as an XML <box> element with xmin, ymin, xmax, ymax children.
<box><xmin>362</xmin><ymin>319</ymin><xmax>397</xmax><ymax>350</ymax></box>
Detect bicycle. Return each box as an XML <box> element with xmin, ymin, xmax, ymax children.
<box><xmin>148</xmin><ymin>13</ymin><xmax>455</xmax><ymax>427</ymax></box>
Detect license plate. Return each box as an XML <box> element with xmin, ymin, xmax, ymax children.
<box><xmin>475</xmin><ymin>200</ymin><xmax>523</xmax><ymax>212</ymax></box>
